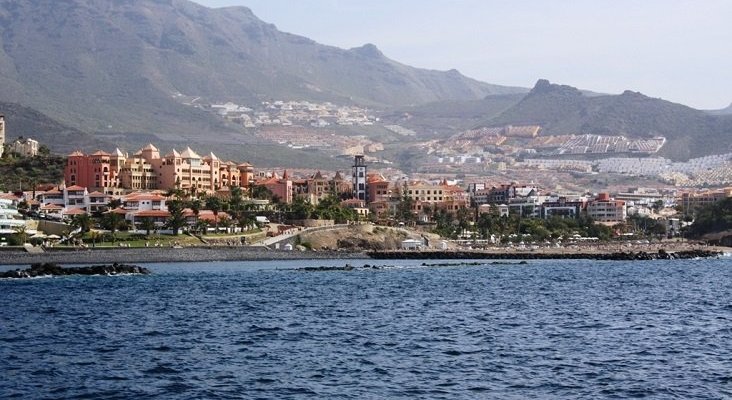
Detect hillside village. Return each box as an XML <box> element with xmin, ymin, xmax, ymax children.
<box><xmin>3</xmin><ymin>110</ymin><xmax>732</xmax><ymax>249</ymax></box>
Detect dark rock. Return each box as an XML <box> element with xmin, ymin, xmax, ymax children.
<box><xmin>1</xmin><ymin>262</ymin><xmax>151</xmax><ymax>279</ymax></box>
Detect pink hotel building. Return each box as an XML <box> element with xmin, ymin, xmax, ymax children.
<box><xmin>65</xmin><ymin>144</ymin><xmax>254</xmax><ymax>193</ymax></box>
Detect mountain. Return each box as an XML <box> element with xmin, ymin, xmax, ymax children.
<box><xmin>482</xmin><ymin>80</ymin><xmax>732</xmax><ymax>160</ymax></box>
<box><xmin>0</xmin><ymin>0</ymin><xmax>524</xmax><ymax>142</ymax></box>
<box><xmin>382</xmin><ymin>93</ymin><xmax>525</xmax><ymax>138</ymax></box>
<box><xmin>706</xmin><ymin>103</ymin><xmax>732</xmax><ymax>116</ymax></box>
<box><xmin>0</xmin><ymin>101</ymin><xmax>112</xmax><ymax>153</ymax></box>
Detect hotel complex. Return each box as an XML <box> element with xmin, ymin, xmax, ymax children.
<box><xmin>64</xmin><ymin>144</ymin><xmax>254</xmax><ymax>193</ymax></box>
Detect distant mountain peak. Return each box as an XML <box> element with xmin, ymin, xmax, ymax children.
<box><xmin>621</xmin><ymin>90</ymin><xmax>647</xmax><ymax>98</ymax></box>
<box><xmin>350</xmin><ymin>43</ymin><xmax>384</xmax><ymax>58</ymax></box>
<box><xmin>528</xmin><ymin>79</ymin><xmax>582</xmax><ymax>97</ymax></box>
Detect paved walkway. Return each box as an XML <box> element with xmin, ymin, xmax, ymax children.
<box><xmin>255</xmin><ymin>224</ymin><xmax>352</xmax><ymax>247</ymax></box>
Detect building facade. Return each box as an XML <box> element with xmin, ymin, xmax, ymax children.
<box><xmin>352</xmin><ymin>155</ymin><xmax>367</xmax><ymax>201</ymax></box>
<box><xmin>587</xmin><ymin>193</ymin><xmax>627</xmax><ymax>223</ymax></box>
<box><xmin>9</xmin><ymin>138</ymin><xmax>39</xmax><ymax>157</ymax></box>
<box><xmin>0</xmin><ymin>114</ymin><xmax>6</xmax><ymax>158</ymax></box>
<box><xmin>64</xmin><ymin>144</ymin><xmax>254</xmax><ymax>193</ymax></box>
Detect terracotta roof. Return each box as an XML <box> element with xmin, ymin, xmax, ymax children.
<box><xmin>124</xmin><ymin>194</ymin><xmax>167</xmax><ymax>201</ymax></box>
<box><xmin>88</xmin><ymin>191</ymin><xmax>108</xmax><ymax>196</ymax></box>
<box><xmin>259</xmin><ymin>177</ymin><xmax>283</xmax><ymax>185</ymax></box>
<box><xmin>63</xmin><ymin>208</ymin><xmax>87</xmax><ymax>215</ymax></box>
<box><xmin>442</xmin><ymin>185</ymin><xmax>465</xmax><ymax>192</ymax></box>
<box><xmin>196</xmin><ymin>210</ymin><xmax>230</xmax><ymax>222</ymax></box>
<box><xmin>108</xmin><ymin>207</ymin><xmax>129</xmax><ymax>215</ymax></box>
<box><xmin>134</xmin><ymin>210</ymin><xmax>171</xmax><ymax>218</ymax></box>
<box><xmin>65</xmin><ymin>185</ymin><xmax>86</xmax><ymax>191</ymax></box>
<box><xmin>141</xmin><ymin>143</ymin><xmax>159</xmax><ymax>152</ymax></box>
<box><xmin>341</xmin><ymin>199</ymin><xmax>365</xmax><ymax>205</ymax></box>
<box><xmin>366</xmin><ymin>173</ymin><xmax>387</xmax><ymax>183</ymax></box>
<box><xmin>40</xmin><ymin>203</ymin><xmax>63</xmax><ymax>210</ymax></box>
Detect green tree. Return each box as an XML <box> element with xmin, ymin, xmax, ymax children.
<box><xmin>70</xmin><ymin>213</ymin><xmax>93</xmax><ymax>235</ymax></box>
<box><xmin>166</xmin><ymin>200</ymin><xmax>187</xmax><ymax>236</ymax></box>
<box><xmin>101</xmin><ymin>212</ymin><xmax>124</xmax><ymax>241</ymax></box>
<box><xmin>288</xmin><ymin>197</ymin><xmax>313</xmax><ymax>220</ymax></box>
<box><xmin>13</xmin><ymin>224</ymin><xmax>28</xmax><ymax>244</ymax></box>
<box><xmin>139</xmin><ymin>217</ymin><xmax>156</xmax><ymax>237</ymax></box>
<box><xmin>205</xmin><ymin>196</ymin><xmax>223</xmax><ymax>231</ymax></box>
<box><xmin>395</xmin><ymin>184</ymin><xmax>416</xmax><ymax>223</ymax></box>
<box><xmin>107</xmin><ymin>198</ymin><xmax>122</xmax><ymax>210</ymax></box>
<box><xmin>251</xmin><ymin>184</ymin><xmax>274</xmax><ymax>201</ymax></box>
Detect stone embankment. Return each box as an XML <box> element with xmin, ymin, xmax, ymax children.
<box><xmin>367</xmin><ymin>249</ymin><xmax>723</xmax><ymax>260</ymax></box>
<box><xmin>0</xmin><ymin>246</ymin><xmax>368</xmax><ymax>265</ymax></box>
<box><xmin>1</xmin><ymin>262</ymin><xmax>150</xmax><ymax>278</ymax></box>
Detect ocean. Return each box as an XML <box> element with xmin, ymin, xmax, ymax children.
<box><xmin>2</xmin><ymin>258</ymin><xmax>731</xmax><ymax>399</ymax></box>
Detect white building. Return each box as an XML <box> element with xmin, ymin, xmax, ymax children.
<box><xmin>0</xmin><ymin>200</ymin><xmax>25</xmax><ymax>235</ymax></box>
<box><xmin>9</xmin><ymin>137</ymin><xmax>39</xmax><ymax>157</ymax></box>
<box><xmin>0</xmin><ymin>114</ymin><xmax>5</xmax><ymax>158</ymax></box>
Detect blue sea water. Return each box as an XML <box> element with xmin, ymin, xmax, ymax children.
<box><xmin>1</xmin><ymin>258</ymin><xmax>732</xmax><ymax>399</ymax></box>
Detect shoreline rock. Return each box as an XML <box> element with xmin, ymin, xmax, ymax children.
<box><xmin>0</xmin><ymin>262</ymin><xmax>151</xmax><ymax>279</ymax></box>
<box><xmin>368</xmin><ymin>249</ymin><xmax>723</xmax><ymax>261</ymax></box>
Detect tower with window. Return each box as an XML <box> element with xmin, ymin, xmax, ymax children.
<box><xmin>352</xmin><ymin>155</ymin><xmax>367</xmax><ymax>201</ymax></box>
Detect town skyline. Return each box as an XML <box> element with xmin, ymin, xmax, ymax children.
<box><xmin>194</xmin><ymin>0</ymin><xmax>732</xmax><ymax>110</ymax></box>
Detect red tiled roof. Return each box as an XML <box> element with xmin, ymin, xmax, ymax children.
<box><xmin>134</xmin><ymin>210</ymin><xmax>171</xmax><ymax>218</ymax></box>
<box><xmin>63</xmin><ymin>208</ymin><xmax>87</xmax><ymax>215</ymax></box>
<box><xmin>196</xmin><ymin>210</ymin><xmax>230</xmax><ymax>222</ymax></box>
<box><xmin>65</xmin><ymin>185</ymin><xmax>86</xmax><ymax>191</ymax></box>
<box><xmin>124</xmin><ymin>194</ymin><xmax>167</xmax><ymax>201</ymax></box>
<box><xmin>40</xmin><ymin>203</ymin><xmax>63</xmax><ymax>210</ymax></box>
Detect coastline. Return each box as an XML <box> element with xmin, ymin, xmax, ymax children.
<box><xmin>0</xmin><ymin>247</ymin><xmax>368</xmax><ymax>266</ymax></box>
<box><xmin>0</xmin><ymin>243</ymin><xmax>728</xmax><ymax>266</ymax></box>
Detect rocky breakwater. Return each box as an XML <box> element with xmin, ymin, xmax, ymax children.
<box><xmin>367</xmin><ymin>249</ymin><xmax>723</xmax><ymax>260</ymax></box>
<box><xmin>1</xmin><ymin>262</ymin><xmax>151</xmax><ymax>278</ymax></box>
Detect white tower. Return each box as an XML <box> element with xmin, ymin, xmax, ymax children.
<box><xmin>0</xmin><ymin>115</ymin><xmax>5</xmax><ymax>158</ymax></box>
<box><xmin>352</xmin><ymin>154</ymin><xmax>367</xmax><ymax>201</ymax></box>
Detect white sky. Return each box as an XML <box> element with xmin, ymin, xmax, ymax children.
<box><xmin>193</xmin><ymin>0</ymin><xmax>732</xmax><ymax>110</ymax></box>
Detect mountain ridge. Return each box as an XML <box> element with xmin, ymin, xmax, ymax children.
<box><xmin>0</xmin><ymin>0</ymin><xmax>525</xmax><ymax>140</ymax></box>
<box><xmin>481</xmin><ymin>80</ymin><xmax>732</xmax><ymax>160</ymax></box>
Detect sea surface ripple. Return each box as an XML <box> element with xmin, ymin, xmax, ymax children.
<box><xmin>2</xmin><ymin>258</ymin><xmax>732</xmax><ymax>399</ymax></box>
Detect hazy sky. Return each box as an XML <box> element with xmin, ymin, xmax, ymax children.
<box><xmin>193</xmin><ymin>0</ymin><xmax>731</xmax><ymax>109</ymax></box>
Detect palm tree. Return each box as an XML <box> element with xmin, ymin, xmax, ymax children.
<box><xmin>205</xmin><ymin>196</ymin><xmax>223</xmax><ymax>231</ymax></box>
<box><xmin>166</xmin><ymin>200</ymin><xmax>187</xmax><ymax>236</ymax></box>
<box><xmin>189</xmin><ymin>198</ymin><xmax>202</xmax><ymax>223</ymax></box>
<box><xmin>13</xmin><ymin>224</ymin><xmax>28</xmax><ymax>244</ymax></box>
<box><xmin>101</xmin><ymin>212</ymin><xmax>123</xmax><ymax>242</ymax></box>
<box><xmin>139</xmin><ymin>217</ymin><xmax>156</xmax><ymax>237</ymax></box>
<box><xmin>88</xmin><ymin>230</ymin><xmax>101</xmax><ymax>247</ymax></box>
<box><xmin>194</xmin><ymin>219</ymin><xmax>210</xmax><ymax>235</ymax></box>
<box><xmin>107</xmin><ymin>198</ymin><xmax>122</xmax><ymax>211</ymax></box>
<box><xmin>218</xmin><ymin>215</ymin><xmax>232</xmax><ymax>234</ymax></box>
<box><xmin>70</xmin><ymin>213</ymin><xmax>93</xmax><ymax>235</ymax></box>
